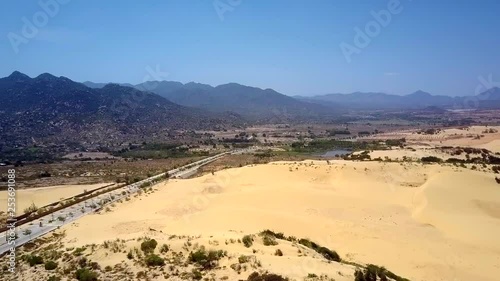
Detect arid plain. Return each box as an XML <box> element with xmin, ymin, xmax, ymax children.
<box><xmin>3</xmin><ymin>126</ymin><xmax>500</xmax><ymax>281</ymax></box>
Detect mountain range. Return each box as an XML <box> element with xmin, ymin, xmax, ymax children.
<box><xmin>2</xmin><ymin>71</ymin><xmax>500</xmax><ymax>150</ymax></box>
<box><xmin>85</xmin><ymin>80</ymin><xmax>335</xmax><ymax>121</ymax></box>
<box><xmin>0</xmin><ymin>72</ymin><xmax>241</xmax><ymax>149</ymax></box>
<box><xmin>296</xmin><ymin>89</ymin><xmax>500</xmax><ymax>110</ymax></box>
<box><xmin>84</xmin><ymin>79</ymin><xmax>500</xmax><ymax>112</ymax></box>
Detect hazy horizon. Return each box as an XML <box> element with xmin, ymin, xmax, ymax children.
<box><xmin>1</xmin><ymin>0</ymin><xmax>499</xmax><ymax>97</ymax></box>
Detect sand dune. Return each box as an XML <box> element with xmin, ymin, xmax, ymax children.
<box><xmin>58</xmin><ymin>160</ymin><xmax>500</xmax><ymax>281</ymax></box>
<box><xmin>412</xmin><ymin>171</ymin><xmax>500</xmax><ymax>247</ymax></box>
<box><xmin>0</xmin><ymin>183</ymin><xmax>113</xmax><ymax>215</ymax></box>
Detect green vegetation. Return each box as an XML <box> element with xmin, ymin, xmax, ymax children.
<box><xmin>260</xmin><ymin>230</ymin><xmax>287</xmax><ymax>240</ymax></box>
<box><xmin>140</xmin><ymin>238</ymin><xmax>158</xmax><ymax>254</ymax></box>
<box><xmin>327</xmin><ymin>129</ymin><xmax>351</xmax><ymax>136</ymax></box>
<box><xmin>354</xmin><ymin>264</ymin><xmax>410</xmax><ymax>281</ymax></box>
<box><xmin>238</xmin><ymin>255</ymin><xmax>251</xmax><ymax>263</ymax></box>
<box><xmin>345</xmin><ymin>150</ymin><xmax>371</xmax><ymax>161</ymax></box>
<box><xmin>75</xmin><ymin>268</ymin><xmax>98</xmax><ymax>281</ymax></box>
<box><xmin>290</xmin><ymin>139</ymin><xmax>387</xmax><ymax>154</ymax></box>
<box><xmin>492</xmin><ymin>166</ymin><xmax>500</xmax><ymax>174</ymax></box>
<box><xmin>421</xmin><ymin>156</ymin><xmax>443</xmax><ymax>163</ymax></box>
<box><xmin>23</xmin><ymin>202</ymin><xmax>38</xmax><ymax>214</ymax></box>
<box><xmin>247</xmin><ymin>272</ymin><xmax>288</xmax><ymax>281</ymax></box>
<box><xmin>385</xmin><ymin>139</ymin><xmax>406</xmax><ymax>147</ymax></box>
<box><xmin>25</xmin><ymin>255</ymin><xmax>44</xmax><ymax>267</ymax></box>
<box><xmin>298</xmin><ymin>238</ymin><xmax>340</xmax><ymax>262</ymax></box>
<box><xmin>72</xmin><ymin>247</ymin><xmax>86</xmax><ymax>256</ymax></box>
<box><xmin>159</xmin><ymin>244</ymin><xmax>169</xmax><ymax>253</ymax></box>
<box><xmin>274</xmin><ymin>249</ymin><xmax>283</xmax><ymax>256</ymax></box>
<box><xmin>262</xmin><ymin>235</ymin><xmax>278</xmax><ymax>246</ymax></box>
<box><xmin>126</xmin><ymin>250</ymin><xmax>133</xmax><ymax>260</ymax></box>
<box><xmin>242</xmin><ymin>235</ymin><xmax>254</xmax><ymax>248</ymax></box>
<box><xmin>192</xmin><ymin>269</ymin><xmax>203</xmax><ymax>280</ymax></box>
<box><xmin>44</xmin><ymin>260</ymin><xmax>58</xmax><ymax>270</ymax></box>
<box><xmin>113</xmin><ymin>143</ymin><xmax>202</xmax><ymax>159</ymax></box>
<box><xmin>145</xmin><ymin>254</ymin><xmax>165</xmax><ymax>266</ymax></box>
<box><xmin>188</xmin><ymin>247</ymin><xmax>226</xmax><ymax>270</ymax></box>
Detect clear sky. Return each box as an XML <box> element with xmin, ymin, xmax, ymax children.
<box><xmin>1</xmin><ymin>0</ymin><xmax>499</xmax><ymax>96</ymax></box>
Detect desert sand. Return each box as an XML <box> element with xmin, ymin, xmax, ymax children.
<box><xmin>363</xmin><ymin>125</ymin><xmax>500</xmax><ymax>153</ymax></box>
<box><xmin>55</xmin><ymin>159</ymin><xmax>500</xmax><ymax>281</ymax></box>
<box><xmin>0</xmin><ymin>183</ymin><xmax>114</xmax><ymax>215</ymax></box>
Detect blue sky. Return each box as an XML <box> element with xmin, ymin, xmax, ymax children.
<box><xmin>1</xmin><ymin>0</ymin><xmax>499</xmax><ymax>96</ymax></box>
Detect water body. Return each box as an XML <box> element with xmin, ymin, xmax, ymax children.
<box><xmin>320</xmin><ymin>149</ymin><xmax>352</xmax><ymax>157</ymax></box>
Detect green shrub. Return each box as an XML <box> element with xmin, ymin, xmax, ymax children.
<box><xmin>238</xmin><ymin>255</ymin><xmax>250</xmax><ymax>263</ymax></box>
<box><xmin>145</xmin><ymin>254</ymin><xmax>165</xmax><ymax>266</ymax></box>
<box><xmin>44</xmin><ymin>260</ymin><xmax>58</xmax><ymax>270</ymax></box>
<box><xmin>26</xmin><ymin>255</ymin><xmax>44</xmax><ymax>267</ymax></box>
<box><xmin>274</xmin><ymin>249</ymin><xmax>283</xmax><ymax>256</ymax></box>
<box><xmin>247</xmin><ymin>272</ymin><xmax>288</xmax><ymax>281</ymax></box>
<box><xmin>262</xmin><ymin>235</ymin><xmax>278</xmax><ymax>246</ymax></box>
<box><xmin>140</xmin><ymin>238</ymin><xmax>158</xmax><ymax>254</ymax></box>
<box><xmin>127</xmin><ymin>250</ymin><xmax>133</xmax><ymax>260</ymax></box>
<box><xmin>160</xmin><ymin>244</ymin><xmax>169</xmax><ymax>253</ymax></box>
<box><xmin>421</xmin><ymin>156</ymin><xmax>443</xmax><ymax>163</ymax></box>
<box><xmin>75</xmin><ymin>268</ymin><xmax>98</xmax><ymax>281</ymax></box>
<box><xmin>192</xmin><ymin>269</ymin><xmax>203</xmax><ymax>280</ymax></box>
<box><xmin>72</xmin><ymin>247</ymin><xmax>86</xmax><ymax>256</ymax></box>
<box><xmin>242</xmin><ymin>235</ymin><xmax>253</xmax><ymax>248</ymax></box>
<box><xmin>188</xmin><ymin>247</ymin><xmax>225</xmax><ymax>270</ymax></box>
<box><xmin>260</xmin><ymin>230</ymin><xmax>285</xmax><ymax>240</ymax></box>
<box><xmin>353</xmin><ymin>264</ymin><xmax>409</xmax><ymax>281</ymax></box>
<box><xmin>298</xmin><ymin>238</ymin><xmax>340</xmax><ymax>262</ymax></box>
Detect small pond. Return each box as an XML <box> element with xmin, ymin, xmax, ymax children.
<box><xmin>320</xmin><ymin>149</ymin><xmax>352</xmax><ymax>157</ymax></box>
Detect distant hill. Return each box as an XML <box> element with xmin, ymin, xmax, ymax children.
<box><xmin>0</xmin><ymin>72</ymin><xmax>241</xmax><ymax>149</ymax></box>
<box><xmin>134</xmin><ymin>81</ymin><xmax>336</xmax><ymax>122</ymax></box>
<box><xmin>297</xmin><ymin>89</ymin><xmax>500</xmax><ymax>110</ymax></box>
<box><xmin>82</xmin><ymin>81</ymin><xmax>134</xmax><ymax>88</ymax></box>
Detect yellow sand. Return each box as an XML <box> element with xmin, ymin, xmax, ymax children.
<box><xmin>59</xmin><ymin>160</ymin><xmax>500</xmax><ymax>281</ymax></box>
<box><xmin>0</xmin><ymin>183</ymin><xmax>113</xmax><ymax>215</ymax></box>
<box><xmin>364</xmin><ymin>125</ymin><xmax>500</xmax><ymax>153</ymax></box>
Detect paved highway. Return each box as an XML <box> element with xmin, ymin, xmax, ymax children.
<box><xmin>0</xmin><ymin>148</ymin><xmax>256</xmax><ymax>255</ymax></box>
